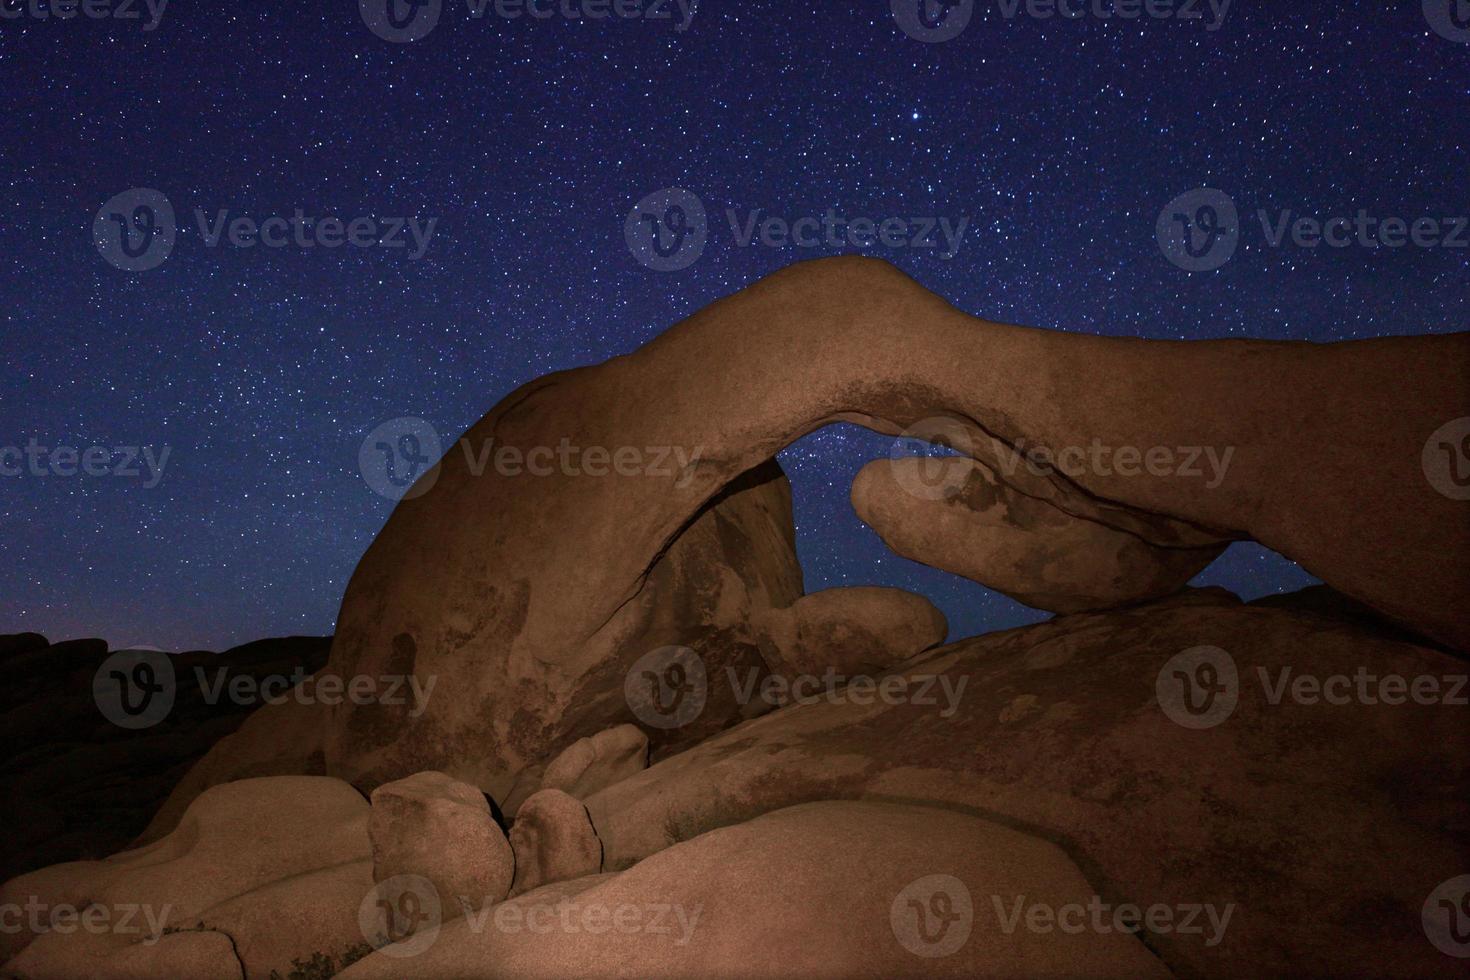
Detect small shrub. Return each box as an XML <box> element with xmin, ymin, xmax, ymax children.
<box><xmin>267</xmin><ymin>942</ymin><xmax>376</xmax><ymax>980</ymax></box>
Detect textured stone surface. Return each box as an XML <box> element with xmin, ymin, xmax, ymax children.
<box><xmin>154</xmin><ymin>460</ymin><xmax>818</xmax><ymax>830</ymax></box>
<box><xmin>852</xmin><ymin>456</ymin><xmax>1226</xmax><ymax>612</ymax></box>
<box><xmin>9</xmin><ymin>591</ymin><xmax>1466</xmax><ymax>977</ymax></box>
<box><xmin>369</xmin><ymin>771</ymin><xmax>513</xmax><ymax>910</ymax></box>
<box><xmin>143</xmin><ymin>256</ymin><xmax>1470</xmax><ymax>837</ymax></box>
<box><xmin>0</xmin><ymin>776</ymin><xmax>369</xmax><ymax>974</ymax></box>
<box><xmin>757</xmin><ymin>586</ymin><xmax>947</xmax><ymax>680</ymax></box>
<box><xmin>538</xmin><ymin>724</ymin><xmax>649</xmax><ymax>803</ymax></box>
<box><xmin>317</xmin><ymin>256</ymin><xmax>1470</xmax><ymax>804</ymax></box>
<box><xmin>508</xmin><ymin>789</ymin><xmax>603</xmax><ymax>897</ymax></box>
<box><xmin>339</xmin><ymin>801</ymin><xmax>1168</xmax><ymax>979</ymax></box>
<box><xmin>4</xmin><ymin>929</ymin><xmax>248</xmax><ymax>980</ymax></box>
<box><xmin>186</xmin><ymin>858</ymin><xmax>374</xmax><ymax>980</ymax></box>
<box><xmin>585</xmin><ymin>589</ymin><xmax>1470</xmax><ymax>978</ymax></box>
<box><xmin>135</xmin><ymin>693</ymin><xmax>329</xmax><ymax>848</ymax></box>
<box><xmin>13</xmin><ymin>258</ymin><xmax>1470</xmax><ymax>977</ymax></box>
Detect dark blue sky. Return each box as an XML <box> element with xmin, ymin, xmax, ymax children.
<box><xmin>1</xmin><ymin>1</ymin><xmax>1465</xmax><ymax>650</ymax></box>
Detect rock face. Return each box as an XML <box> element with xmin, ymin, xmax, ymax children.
<box><xmin>0</xmin><ymin>634</ymin><xmax>331</xmax><ymax>883</ymax></box>
<box><xmin>538</xmin><ymin>724</ymin><xmax>649</xmax><ymax>801</ymax></box>
<box><xmin>583</xmin><ymin>588</ymin><xmax>1470</xmax><ymax>978</ymax></box>
<box><xmin>0</xmin><ymin>776</ymin><xmax>370</xmax><ymax>976</ymax></box>
<box><xmin>852</xmin><ymin>455</ymin><xmax>1226</xmax><ymax>612</ymax></box>
<box><xmin>316</xmin><ymin>255</ymin><xmax>1464</xmax><ymax>799</ymax></box>
<box><xmin>151</xmin><ymin>458</ymin><xmax>947</xmax><ymax>831</ymax></box>
<box><xmin>187</xmin><ymin>858</ymin><xmax>375</xmax><ymax>979</ymax></box>
<box><xmin>757</xmin><ymin>586</ymin><xmax>947</xmax><ymax>680</ymax></box>
<box><xmin>136</xmin><ymin>692</ymin><xmax>331</xmax><ymax>846</ymax></box>
<box><xmin>369</xmin><ymin>771</ymin><xmax>513</xmax><ymax>911</ymax></box>
<box><xmin>11</xmin><ymin>260</ymin><xmax>1468</xmax><ymax>977</ymax></box>
<box><xmin>148</xmin><ymin>461</ymin><xmax>812</xmax><ymax>832</ymax></box>
<box><xmin>326</xmin><ymin>458</ymin><xmax>816</xmax><ymax>803</ymax></box>
<box><xmin>338</xmin><ymin>801</ymin><xmax>1169</xmax><ymax>979</ymax></box>
<box><xmin>146</xmin><ymin>257</ymin><xmax>1469</xmax><ymax>836</ymax></box>
<box><xmin>7</xmin><ymin>590</ymin><xmax>1466</xmax><ymax>977</ymax></box>
<box><xmin>508</xmin><ymin>789</ymin><xmax>603</xmax><ymax>897</ymax></box>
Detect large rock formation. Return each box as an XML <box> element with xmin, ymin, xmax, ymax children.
<box><xmin>852</xmin><ymin>455</ymin><xmax>1227</xmax><ymax>612</ymax></box>
<box><xmin>148</xmin><ymin>455</ymin><xmax>943</xmax><ymax>835</ymax></box>
<box><xmin>5</xmin><ymin>590</ymin><xmax>1466</xmax><ymax>977</ymax></box>
<box><xmin>141</xmin><ymin>256</ymin><xmax>1470</xmax><ymax>841</ymax></box>
<box><xmin>582</xmin><ymin>588</ymin><xmax>1470</xmax><ymax>977</ymax></box>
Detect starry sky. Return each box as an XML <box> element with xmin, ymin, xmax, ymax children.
<box><xmin>1</xmin><ymin>1</ymin><xmax>1465</xmax><ymax>651</ymax></box>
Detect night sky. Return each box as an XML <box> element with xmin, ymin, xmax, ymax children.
<box><xmin>1</xmin><ymin>1</ymin><xmax>1465</xmax><ymax>651</ymax></box>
